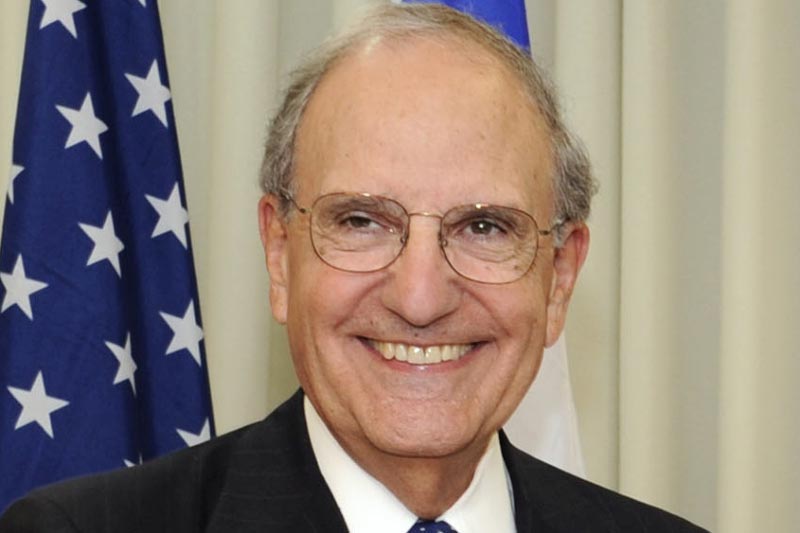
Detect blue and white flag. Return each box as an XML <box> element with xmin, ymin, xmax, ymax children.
<box><xmin>402</xmin><ymin>0</ymin><xmax>585</xmax><ymax>477</ymax></box>
<box><xmin>0</xmin><ymin>0</ymin><xmax>214</xmax><ymax>511</ymax></box>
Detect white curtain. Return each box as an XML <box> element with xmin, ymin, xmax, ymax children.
<box><xmin>3</xmin><ymin>1</ymin><xmax>799</xmax><ymax>531</ymax></box>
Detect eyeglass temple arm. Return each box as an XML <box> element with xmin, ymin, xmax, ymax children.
<box><xmin>277</xmin><ymin>189</ymin><xmax>310</xmax><ymax>214</ymax></box>
<box><xmin>539</xmin><ymin>218</ymin><xmax>567</xmax><ymax>236</ymax></box>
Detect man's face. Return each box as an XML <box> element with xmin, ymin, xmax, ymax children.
<box><xmin>260</xmin><ymin>37</ymin><xmax>587</xmax><ymax>464</ymax></box>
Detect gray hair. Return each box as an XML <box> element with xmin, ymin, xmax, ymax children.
<box><xmin>259</xmin><ymin>2</ymin><xmax>596</xmax><ymax>231</ymax></box>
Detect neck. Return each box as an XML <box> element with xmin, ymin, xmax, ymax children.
<box><xmin>340</xmin><ymin>435</ymin><xmax>490</xmax><ymax>519</ymax></box>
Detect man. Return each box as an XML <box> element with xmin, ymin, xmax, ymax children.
<box><xmin>0</xmin><ymin>4</ymin><xmax>704</xmax><ymax>532</ymax></box>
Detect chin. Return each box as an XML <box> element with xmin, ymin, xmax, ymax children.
<box><xmin>363</xmin><ymin>412</ymin><xmax>489</xmax><ymax>460</ymax></box>
<box><xmin>373</xmin><ymin>434</ymin><xmax>473</xmax><ymax>459</ymax></box>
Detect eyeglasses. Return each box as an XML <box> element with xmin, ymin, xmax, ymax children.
<box><xmin>280</xmin><ymin>191</ymin><xmax>562</xmax><ymax>284</ymax></box>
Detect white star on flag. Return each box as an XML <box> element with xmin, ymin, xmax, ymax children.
<box><xmin>160</xmin><ymin>300</ymin><xmax>204</xmax><ymax>366</ymax></box>
<box><xmin>105</xmin><ymin>333</ymin><xmax>137</xmax><ymax>396</ymax></box>
<box><xmin>146</xmin><ymin>183</ymin><xmax>189</xmax><ymax>248</ymax></box>
<box><xmin>0</xmin><ymin>255</ymin><xmax>48</xmax><ymax>320</ymax></box>
<box><xmin>39</xmin><ymin>0</ymin><xmax>87</xmax><ymax>39</ymax></box>
<box><xmin>125</xmin><ymin>60</ymin><xmax>171</xmax><ymax>128</ymax></box>
<box><xmin>56</xmin><ymin>92</ymin><xmax>108</xmax><ymax>159</ymax></box>
<box><xmin>137</xmin><ymin>0</ymin><xmax>147</xmax><ymax>6</ymax></box>
<box><xmin>176</xmin><ymin>419</ymin><xmax>210</xmax><ymax>447</ymax></box>
<box><xmin>79</xmin><ymin>211</ymin><xmax>125</xmax><ymax>277</ymax></box>
<box><xmin>8</xmin><ymin>164</ymin><xmax>24</xmax><ymax>205</ymax></box>
<box><xmin>124</xmin><ymin>454</ymin><xmax>143</xmax><ymax>468</ymax></box>
<box><xmin>7</xmin><ymin>371</ymin><xmax>70</xmax><ymax>439</ymax></box>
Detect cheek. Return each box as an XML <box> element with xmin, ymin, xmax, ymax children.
<box><xmin>487</xmin><ymin>276</ymin><xmax>549</xmax><ymax>383</ymax></box>
<box><xmin>492</xmin><ymin>273</ymin><xmax>549</xmax><ymax>337</ymax></box>
<box><xmin>502</xmin><ymin>285</ymin><xmax>549</xmax><ymax>392</ymax></box>
<box><xmin>284</xmin><ymin>240</ymin><xmax>333</xmax><ymax>382</ymax></box>
<box><xmin>286</xmin><ymin>262</ymin><xmax>367</xmax><ymax>331</ymax></box>
<box><xmin>284</xmin><ymin>252</ymin><xmax>373</xmax><ymax>371</ymax></box>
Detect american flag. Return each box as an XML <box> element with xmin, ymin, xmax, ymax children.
<box><xmin>0</xmin><ymin>0</ymin><xmax>214</xmax><ymax>511</ymax></box>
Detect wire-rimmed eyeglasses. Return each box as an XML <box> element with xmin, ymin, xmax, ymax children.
<box><xmin>280</xmin><ymin>190</ymin><xmax>562</xmax><ymax>284</ymax></box>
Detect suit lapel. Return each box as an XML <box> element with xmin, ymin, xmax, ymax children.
<box><xmin>205</xmin><ymin>390</ymin><xmax>348</xmax><ymax>532</ymax></box>
<box><xmin>500</xmin><ymin>431</ymin><xmax>557</xmax><ymax>533</ymax></box>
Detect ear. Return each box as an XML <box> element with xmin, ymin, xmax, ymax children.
<box><xmin>258</xmin><ymin>194</ymin><xmax>290</xmax><ymax>324</ymax></box>
<box><xmin>545</xmin><ymin>222</ymin><xmax>590</xmax><ymax>347</ymax></box>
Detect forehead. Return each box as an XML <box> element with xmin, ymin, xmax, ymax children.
<box><xmin>293</xmin><ymin>34</ymin><xmax>554</xmax><ymax>214</ymax></box>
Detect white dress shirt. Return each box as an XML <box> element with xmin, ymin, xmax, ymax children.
<box><xmin>305</xmin><ymin>397</ymin><xmax>517</xmax><ymax>533</ymax></box>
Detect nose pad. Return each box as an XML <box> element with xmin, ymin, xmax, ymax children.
<box><xmin>396</xmin><ymin>213</ymin><xmax>449</xmax><ymax>263</ymax></box>
<box><xmin>382</xmin><ymin>216</ymin><xmax>460</xmax><ymax>327</ymax></box>
<box><xmin>404</xmin><ymin>216</ymin><xmax>455</xmax><ymax>270</ymax></box>
<box><xmin>398</xmin><ymin>233</ymin><xmax>448</xmax><ymax>258</ymax></box>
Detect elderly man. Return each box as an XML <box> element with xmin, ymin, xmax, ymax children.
<box><xmin>0</xmin><ymin>4</ymin><xmax>704</xmax><ymax>532</ymax></box>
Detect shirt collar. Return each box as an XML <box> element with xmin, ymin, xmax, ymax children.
<box><xmin>305</xmin><ymin>396</ymin><xmax>516</xmax><ymax>533</ymax></box>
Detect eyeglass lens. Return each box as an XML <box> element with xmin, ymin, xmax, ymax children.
<box><xmin>307</xmin><ymin>193</ymin><xmax>540</xmax><ymax>284</ymax></box>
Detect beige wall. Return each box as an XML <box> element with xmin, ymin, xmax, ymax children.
<box><xmin>3</xmin><ymin>1</ymin><xmax>799</xmax><ymax>531</ymax></box>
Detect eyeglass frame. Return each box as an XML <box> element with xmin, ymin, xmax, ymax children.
<box><xmin>277</xmin><ymin>189</ymin><xmax>565</xmax><ymax>284</ymax></box>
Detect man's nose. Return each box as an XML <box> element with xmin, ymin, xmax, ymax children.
<box><xmin>380</xmin><ymin>216</ymin><xmax>462</xmax><ymax>327</ymax></box>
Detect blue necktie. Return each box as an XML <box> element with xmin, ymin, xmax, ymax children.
<box><xmin>407</xmin><ymin>519</ymin><xmax>459</xmax><ymax>533</ymax></box>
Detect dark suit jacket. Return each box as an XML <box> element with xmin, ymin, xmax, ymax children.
<box><xmin>0</xmin><ymin>390</ymin><xmax>706</xmax><ymax>532</ymax></box>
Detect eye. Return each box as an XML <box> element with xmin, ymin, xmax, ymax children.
<box><xmin>456</xmin><ymin>213</ymin><xmax>513</xmax><ymax>240</ymax></box>
<box><xmin>465</xmin><ymin>217</ymin><xmax>506</xmax><ymax>237</ymax></box>
<box><xmin>444</xmin><ymin>206</ymin><xmax>530</xmax><ymax>245</ymax></box>
<box><xmin>339</xmin><ymin>212</ymin><xmax>382</xmax><ymax>230</ymax></box>
<box><xmin>334</xmin><ymin>209</ymin><xmax>404</xmax><ymax>236</ymax></box>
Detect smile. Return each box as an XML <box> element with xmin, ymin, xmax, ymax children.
<box><xmin>366</xmin><ymin>340</ymin><xmax>474</xmax><ymax>364</ymax></box>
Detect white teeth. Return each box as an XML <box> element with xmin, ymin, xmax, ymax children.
<box><xmin>369</xmin><ymin>340</ymin><xmax>473</xmax><ymax>365</ymax></box>
<box><xmin>379</xmin><ymin>342</ymin><xmax>393</xmax><ymax>360</ymax></box>
<box><xmin>441</xmin><ymin>345</ymin><xmax>455</xmax><ymax>362</ymax></box>
<box><xmin>424</xmin><ymin>346</ymin><xmax>442</xmax><ymax>364</ymax></box>
<box><xmin>395</xmin><ymin>343</ymin><xmax>408</xmax><ymax>361</ymax></box>
<box><xmin>408</xmin><ymin>346</ymin><xmax>425</xmax><ymax>364</ymax></box>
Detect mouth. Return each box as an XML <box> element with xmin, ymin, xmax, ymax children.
<box><xmin>364</xmin><ymin>338</ymin><xmax>476</xmax><ymax>365</ymax></box>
